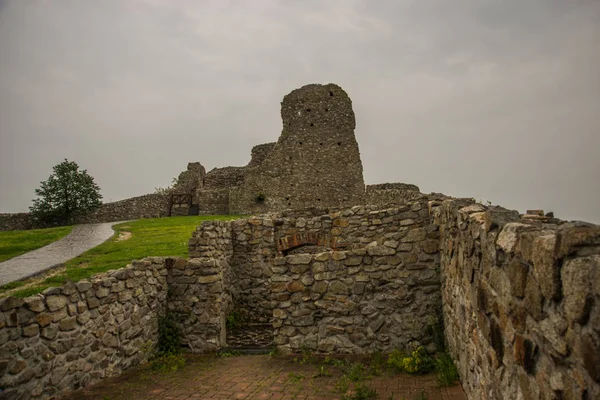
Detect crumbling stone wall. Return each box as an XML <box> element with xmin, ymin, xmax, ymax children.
<box><xmin>216</xmin><ymin>199</ymin><xmax>440</xmax><ymax>324</ymax></box>
<box><xmin>197</xmin><ymin>188</ymin><xmax>231</xmax><ymax>215</ymax></box>
<box><xmin>229</xmin><ymin>217</ymin><xmax>277</xmax><ymax>323</ymax></box>
<box><xmin>204</xmin><ymin>166</ymin><xmax>245</xmax><ymax>189</ymax></box>
<box><xmin>0</xmin><ymin>258</ymin><xmax>169</xmax><ymax>399</ymax></box>
<box><xmin>172</xmin><ymin>162</ymin><xmax>206</xmax><ymax>204</ymax></box>
<box><xmin>248</xmin><ymin>143</ymin><xmax>276</xmax><ymax>167</ymax></box>
<box><xmin>177</xmin><ymin>221</ymin><xmax>234</xmax><ymax>351</ymax></box>
<box><xmin>0</xmin><ymin>194</ymin><xmax>170</xmax><ymax>230</ymax></box>
<box><xmin>0</xmin><ymin>251</ymin><xmax>234</xmax><ymax>399</ymax></box>
<box><xmin>3</xmin><ymin>190</ymin><xmax>598</xmax><ymax>399</ymax></box>
<box><xmin>0</xmin><ymin>213</ymin><xmax>34</xmax><ymax>231</ymax></box>
<box><xmin>434</xmin><ymin>199</ymin><xmax>600</xmax><ymax>400</ymax></box>
<box><xmin>73</xmin><ymin>194</ymin><xmax>170</xmax><ymax>224</ymax></box>
<box><xmin>366</xmin><ymin>183</ymin><xmax>424</xmax><ymax>206</ymax></box>
<box><xmin>271</xmin><ymin>242</ymin><xmax>441</xmax><ymax>354</ymax></box>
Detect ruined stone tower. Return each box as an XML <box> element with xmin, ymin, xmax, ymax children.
<box><xmin>231</xmin><ymin>83</ymin><xmax>365</xmax><ymax>213</ymax></box>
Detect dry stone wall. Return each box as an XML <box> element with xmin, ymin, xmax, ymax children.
<box><xmin>218</xmin><ymin>198</ymin><xmax>442</xmax><ymax>325</ymax></box>
<box><xmin>0</xmin><ymin>222</ymin><xmax>236</xmax><ymax>399</ymax></box>
<box><xmin>172</xmin><ymin>162</ymin><xmax>206</xmax><ymax>204</ymax></box>
<box><xmin>197</xmin><ymin>188</ymin><xmax>231</xmax><ymax>215</ymax></box>
<box><xmin>0</xmin><ymin>194</ymin><xmax>171</xmax><ymax>231</ymax></box>
<box><xmin>434</xmin><ymin>199</ymin><xmax>600</xmax><ymax>400</ymax></box>
<box><xmin>73</xmin><ymin>194</ymin><xmax>170</xmax><ymax>224</ymax></box>
<box><xmin>182</xmin><ymin>221</ymin><xmax>234</xmax><ymax>351</ymax></box>
<box><xmin>273</xmin><ymin>201</ymin><xmax>437</xmax><ymax>251</ymax></box>
<box><xmin>0</xmin><ymin>213</ymin><xmax>34</xmax><ymax>231</ymax></box>
<box><xmin>229</xmin><ymin>217</ymin><xmax>277</xmax><ymax>323</ymax></box>
<box><xmin>203</xmin><ymin>167</ymin><xmax>245</xmax><ymax>189</ymax></box>
<box><xmin>0</xmin><ymin>258</ymin><xmax>169</xmax><ymax>399</ymax></box>
<box><xmin>271</xmin><ymin>243</ymin><xmax>441</xmax><ymax>354</ymax></box>
<box><xmin>2</xmin><ymin>191</ymin><xmax>598</xmax><ymax>400</ymax></box>
<box><xmin>366</xmin><ymin>183</ymin><xmax>424</xmax><ymax>207</ymax></box>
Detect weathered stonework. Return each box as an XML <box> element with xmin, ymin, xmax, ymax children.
<box><xmin>365</xmin><ymin>183</ymin><xmax>424</xmax><ymax>206</ymax></box>
<box><xmin>434</xmin><ymin>199</ymin><xmax>600</xmax><ymax>400</ymax></box>
<box><xmin>271</xmin><ymin>246</ymin><xmax>441</xmax><ymax>354</ymax></box>
<box><xmin>73</xmin><ymin>194</ymin><xmax>170</xmax><ymax>224</ymax></box>
<box><xmin>1</xmin><ymin>198</ymin><xmax>599</xmax><ymax>399</ymax></box>
<box><xmin>0</xmin><ymin>82</ymin><xmax>598</xmax><ymax>400</ymax></box>
<box><xmin>232</xmin><ymin>84</ymin><xmax>366</xmax><ymax>214</ymax></box>
<box><xmin>176</xmin><ymin>221</ymin><xmax>234</xmax><ymax>351</ymax></box>
<box><xmin>0</xmin><ymin>258</ymin><xmax>169</xmax><ymax>399</ymax></box>
<box><xmin>0</xmin><ymin>213</ymin><xmax>33</xmax><ymax>231</ymax></box>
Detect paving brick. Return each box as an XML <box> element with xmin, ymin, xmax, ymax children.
<box><xmin>60</xmin><ymin>354</ymin><xmax>467</xmax><ymax>400</ymax></box>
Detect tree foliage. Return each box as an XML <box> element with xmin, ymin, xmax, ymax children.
<box><xmin>30</xmin><ymin>159</ymin><xmax>102</xmax><ymax>225</ymax></box>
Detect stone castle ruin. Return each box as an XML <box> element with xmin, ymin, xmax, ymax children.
<box><xmin>0</xmin><ymin>83</ymin><xmax>420</xmax><ymax>230</ymax></box>
<box><xmin>0</xmin><ymin>84</ymin><xmax>598</xmax><ymax>400</ymax></box>
<box><xmin>172</xmin><ymin>84</ymin><xmax>391</xmax><ymax>216</ymax></box>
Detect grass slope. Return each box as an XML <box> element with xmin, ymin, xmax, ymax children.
<box><xmin>0</xmin><ymin>226</ymin><xmax>74</xmax><ymax>263</ymax></box>
<box><xmin>3</xmin><ymin>215</ymin><xmax>241</xmax><ymax>298</ymax></box>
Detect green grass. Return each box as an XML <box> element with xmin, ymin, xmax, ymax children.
<box><xmin>0</xmin><ymin>225</ymin><xmax>74</xmax><ymax>263</ymax></box>
<box><xmin>434</xmin><ymin>352</ymin><xmax>460</xmax><ymax>387</ymax></box>
<box><xmin>7</xmin><ymin>215</ymin><xmax>241</xmax><ymax>298</ymax></box>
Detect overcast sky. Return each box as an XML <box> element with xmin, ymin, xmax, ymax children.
<box><xmin>1</xmin><ymin>0</ymin><xmax>599</xmax><ymax>223</ymax></box>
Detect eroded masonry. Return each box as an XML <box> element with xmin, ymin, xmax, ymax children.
<box><xmin>0</xmin><ymin>84</ymin><xmax>598</xmax><ymax>400</ymax></box>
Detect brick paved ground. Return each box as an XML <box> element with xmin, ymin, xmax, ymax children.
<box><xmin>60</xmin><ymin>354</ymin><xmax>466</xmax><ymax>400</ymax></box>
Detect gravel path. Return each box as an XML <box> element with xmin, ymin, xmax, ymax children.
<box><xmin>0</xmin><ymin>222</ymin><xmax>123</xmax><ymax>286</ymax></box>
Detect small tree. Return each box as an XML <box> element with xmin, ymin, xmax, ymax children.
<box><xmin>30</xmin><ymin>159</ymin><xmax>102</xmax><ymax>225</ymax></box>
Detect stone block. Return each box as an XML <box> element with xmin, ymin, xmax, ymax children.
<box><xmin>344</xmin><ymin>257</ymin><xmax>362</xmax><ymax>266</ymax></box>
<box><xmin>22</xmin><ymin>324</ymin><xmax>39</xmax><ymax>337</ymax></box>
<box><xmin>313</xmin><ymin>281</ymin><xmax>328</xmax><ymax>294</ymax></box>
<box><xmin>198</xmin><ymin>275</ymin><xmax>220</xmax><ymax>284</ymax></box>
<box><xmin>328</xmin><ymin>281</ymin><xmax>348</xmax><ymax>295</ymax></box>
<box><xmin>366</xmin><ymin>245</ymin><xmax>395</xmax><ymax>256</ymax></box>
<box><xmin>561</xmin><ymin>255</ymin><xmax>598</xmax><ymax>324</ymax></box>
<box><xmin>531</xmin><ymin>234</ymin><xmax>560</xmax><ymax>300</ymax></box>
<box><xmin>287</xmin><ymin>254</ymin><xmax>313</xmax><ymax>265</ymax></box>
<box><xmin>35</xmin><ymin>313</ymin><xmax>53</xmax><ymax>328</ymax></box>
<box><xmin>23</xmin><ymin>296</ymin><xmax>45</xmax><ymax>313</ymax></box>
<box><xmin>401</xmin><ymin>228</ymin><xmax>426</xmax><ymax>243</ymax></box>
<box><xmin>496</xmin><ymin>223</ymin><xmax>536</xmax><ymax>254</ymax></box>
<box><xmin>523</xmin><ymin>278</ymin><xmax>543</xmax><ymax>321</ymax></box>
<box><xmin>59</xmin><ymin>316</ymin><xmax>77</xmax><ymax>331</ymax></box>
<box><xmin>45</xmin><ymin>295</ymin><xmax>67</xmax><ymax>312</ymax></box>
<box><xmin>286</xmin><ymin>281</ymin><xmax>305</xmax><ymax>293</ymax></box>
<box><xmin>555</xmin><ymin>222</ymin><xmax>600</xmax><ymax>259</ymax></box>
<box><xmin>507</xmin><ymin>258</ymin><xmax>529</xmax><ymax>298</ymax></box>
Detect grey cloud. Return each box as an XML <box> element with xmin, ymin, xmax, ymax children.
<box><xmin>0</xmin><ymin>0</ymin><xmax>598</xmax><ymax>223</ymax></box>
